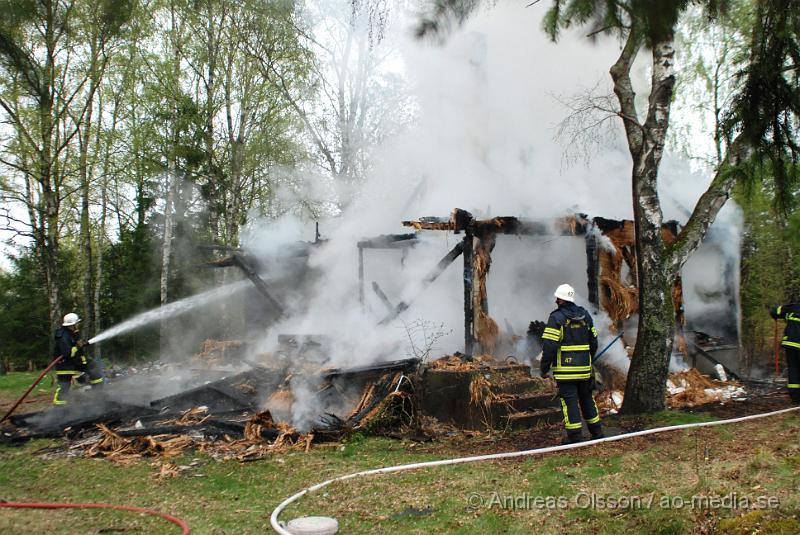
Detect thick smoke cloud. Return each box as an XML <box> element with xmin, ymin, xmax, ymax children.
<box><xmin>94</xmin><ymin>3</ymin><xmax>741</xmax><ymax>427</ymax></box>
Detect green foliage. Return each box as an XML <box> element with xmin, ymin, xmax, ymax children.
<box><xmin>0</xmin><ymin>244</ymin><xmax>82</xmax><ymax>367</ymax></box>
<box><xmin>723</xmin><ymin>0</ymin><xmax>800</xmax><ymax>214</ymax></box>
<box><xmin>542</xmin><ymin>1</ymin><xmax>728</xmax><ymax>45</ymax></box>
<box><xmin>98</xmin><ymin>225</ymin><xmax>160</xmax><ymax>360</ymax></box>
<box><xmin>735</xmin><ymin>177</ymin><xmax>800</xmax><ymax>368</ymax></box>
<box><xmin>415</xmin><ymin>0</ymin><xmax>483</xmax><ymax>40</ymax></box>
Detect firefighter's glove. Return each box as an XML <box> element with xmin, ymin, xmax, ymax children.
<box><xmin>528</xmin><ymin>320</ymin><xmax>546</xmax><ymax>341</ymax></box>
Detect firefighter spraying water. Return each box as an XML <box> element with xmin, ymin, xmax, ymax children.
<box><xmin>52</xmin><ymin>313</ymin><xmax>104</xmax><ymax>406</ymax></box>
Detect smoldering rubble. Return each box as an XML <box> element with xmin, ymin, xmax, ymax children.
<box><xmin>3</xmin><ymin>337</ymin><xmax>422</xmax><ymax>461</ymax></box>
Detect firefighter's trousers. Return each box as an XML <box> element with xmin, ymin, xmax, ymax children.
<box><xmin>53</xmin><ymin>358</ymin><xmax>104</xmax><ymax>405</ymax></box>
<box><xmin>787</xmin><ymin>348</ymin><xmax>800</xmax><ymax>404</ymax></box>
<box><xmin>557</xmin><ymin>379</ymin><xmax>603</xmax><ymax>441</ymax></box>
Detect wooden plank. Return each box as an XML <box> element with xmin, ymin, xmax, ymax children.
<box><xmin>424</xmin><ymin>240</ymin><xmax>464</xmax><ymax>284</ymax></box>
<box><xmin>232</xmin><ymin>253</ymin><xmax>284</xmax><ymax>318</ymax></box>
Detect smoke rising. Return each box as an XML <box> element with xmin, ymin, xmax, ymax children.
<box><xmin>92</xmin><ymin>3</ymin><xmax>742</xmax><ymax>428</ymax></box>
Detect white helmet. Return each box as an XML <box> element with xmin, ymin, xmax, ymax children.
<box><xmin>554</xmin><ymin>284</ymin><xmax>575</xmax><ymax>303</ymax></box>
<box><xmin>63</xmin><ymin>313</ymin><xmax>81</xmax><ymax>327</ymax></box>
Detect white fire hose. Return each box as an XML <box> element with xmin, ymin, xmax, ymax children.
<box><xmin>270</xmin><ymin>405</ymin><xmax>800</xmax><ymax>534</ymax></box>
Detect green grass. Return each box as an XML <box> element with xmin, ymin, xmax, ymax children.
<box><xmin>1</xmin><ymin>374</ymin><xmax>799</xmax><ymax>534</ymax></box>
<box><xmin>643</xmin><ymin>409</ymin><xmax>719</xmax><ymax>426</ymax></box>
<box><xmin>0</xmin><ymin>371</ymin><xmax>41</xmax><ymax>396</ymax></box>
<box><xmin>0</xmin><ymin>371</ymin><xmax>52</xmax><ymax>417</ymax></box>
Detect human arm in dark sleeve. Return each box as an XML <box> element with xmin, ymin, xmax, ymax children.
<box><xmin>540</xmin><ymin>313</ymin><xmax>562</xmax><ymax>376</ymax></box>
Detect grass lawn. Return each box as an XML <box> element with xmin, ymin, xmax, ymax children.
<box><xmin>0</xmin><ymin>371</ymin><xmax>53</xmax><ymax>413</ymax></box>
<box><xmin>1</xmin><ymin>372</ymin><xmax>799</xmax><ymax>534</ymax></box>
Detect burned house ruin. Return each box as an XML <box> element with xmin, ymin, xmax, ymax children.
<box><xmin>4</xmin><ymin>207</ymin><xmax>743</xmax><ymax>443</ymax></box>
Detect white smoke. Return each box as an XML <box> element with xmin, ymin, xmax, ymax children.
<box><xmin>92</xmin><ymin>3</ymin><xmax>743</xmax><ymax>428</ymax></box>
<box><xmin>234</xmin><ymin>3</ymin><xmax>744</xmax><ymax>426</ymax></box>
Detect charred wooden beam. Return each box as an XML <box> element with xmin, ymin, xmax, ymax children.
<box><xmin>377</xmin><ymin>241</ymin><xmax>464</xmax><ymax>325</ymax></box>
<box><xmin>377</xmin><ymin>301</ymin><xmax>409</xmax><ymax>325</ymax></box>
<box><xmin>453</xmin><ymin>208</ymin><xmax>473</xmax><ymax>233</ymax></box>
<box><xmin>372</xmin><ymin>281</ymin><xmax>396</xmax><ymax>314</ymax></box>
<box><xmin>321</xmin><ymin>357</ymin><xmax>420</xmax><ymax>379</ymax></box>
<box><xmin>402</xmin><ymin>217</ymin><xmax>453</xmax><ymax>231</ymax></box>
<box><xmin>585</xmin><ymin>232</ymin><xmax>599</xmax><ymax>308</ymax></box>
<box><xmin>232</xmin><ymin>253</ymin><xmax>284</xmax><ymax>318</ymax></box>
<box><xmin>402</xmin><ymin>211</ymin><xmax>590</xmax><ymax>237</ymax></box>
<box><xmin>425</xmin><ymin>240</ymin><xmax>465</xmax><ymax>284</ymax></box>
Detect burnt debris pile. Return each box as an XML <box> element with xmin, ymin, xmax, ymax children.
<box><xmin>4</xmin><ymin>341</ymin><xmax>421</xmax><ymax>458</ymax></box>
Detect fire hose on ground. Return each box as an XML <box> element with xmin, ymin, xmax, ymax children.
<box><xmin>0</xmin><ymin>501</ymin><xmax>190</xmax><ymax>534</ymax></box>
<box><xmin>269</xmin><ymin>405</ymin><xmax>800</xmax><ymax>534</ymax></box>
<box><xmin>0</xmin><ymin>356</ymin><xmax>63</xmax><ymax>424</ymax></box>
<box><xmin>1</xmin><ymin>362</ymin><xmax>191</xmax><ymax>532</ymax></box>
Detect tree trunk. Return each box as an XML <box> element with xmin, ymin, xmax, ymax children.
<box><xmin>79</xmin><ymin>31</ymin><xmax>106</xmax><ymax>341</ymax></box>
<box><xmin>160</xmin><ymin>0</ymin><xmax>181</xmax><ymax>348</ymax></box>
<box><xmin>79</xmin><ymin>89</ymin><xmax>96</xmax><ymax>339</ymax></box>
<box><xmin>160</xmin><ymin>159</ymin><xmax>176</xmax><ymax>303</ymax></box>
<box><xmin>616</xmin><ymin>36</ymin><xmax>678</xmax><ymax>413</ymax></box>
<box><xmin>40</xmin><ymin>1</ymin><xmax>61</xmax><ymax>337</ymax></box>
<box><xmin>94</xmin><ymin>88</ymin><xmax>118</xmax><ymax>350</ymax></box>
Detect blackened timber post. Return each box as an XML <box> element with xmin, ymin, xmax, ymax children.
<box><xmin>585</xmin><ymin>230</ymin><xmax>599</xmax><ymax>309</ymax></box>
<box><xmin>463</xmin><ymin>231</ymin><xmax>474</xmax><ymax>360</ymax></box>
<box><xmin>231</xmin><ymin>253</ymin><xmax>284</xmax><ymax>318</ymax></box>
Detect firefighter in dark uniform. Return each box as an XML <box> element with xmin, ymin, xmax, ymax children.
<box><xmin>540</xmin><ymin>284</ymin><xmax>604</xmax><ymax>443</ymax></box>
<box><xmin>770</xmin><ymin>303</ymin><xmax>800</xmax><ymax>404</ymax></box>
<box><xmin>53</xmin><ymin>313</ymin><xmax>103</xmax><ymax>406</ymax></box>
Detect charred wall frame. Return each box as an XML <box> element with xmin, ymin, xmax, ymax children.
<box><xmin>360</xmin><ymin>208</ymin><xmax>688</xmax><ymax>360</ymax></box>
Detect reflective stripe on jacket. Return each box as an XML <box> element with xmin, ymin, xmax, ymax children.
<box><xmin>771</xmin><ymin>304</ymin><xmax>800</xmax><ymax>349</ymax></box>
